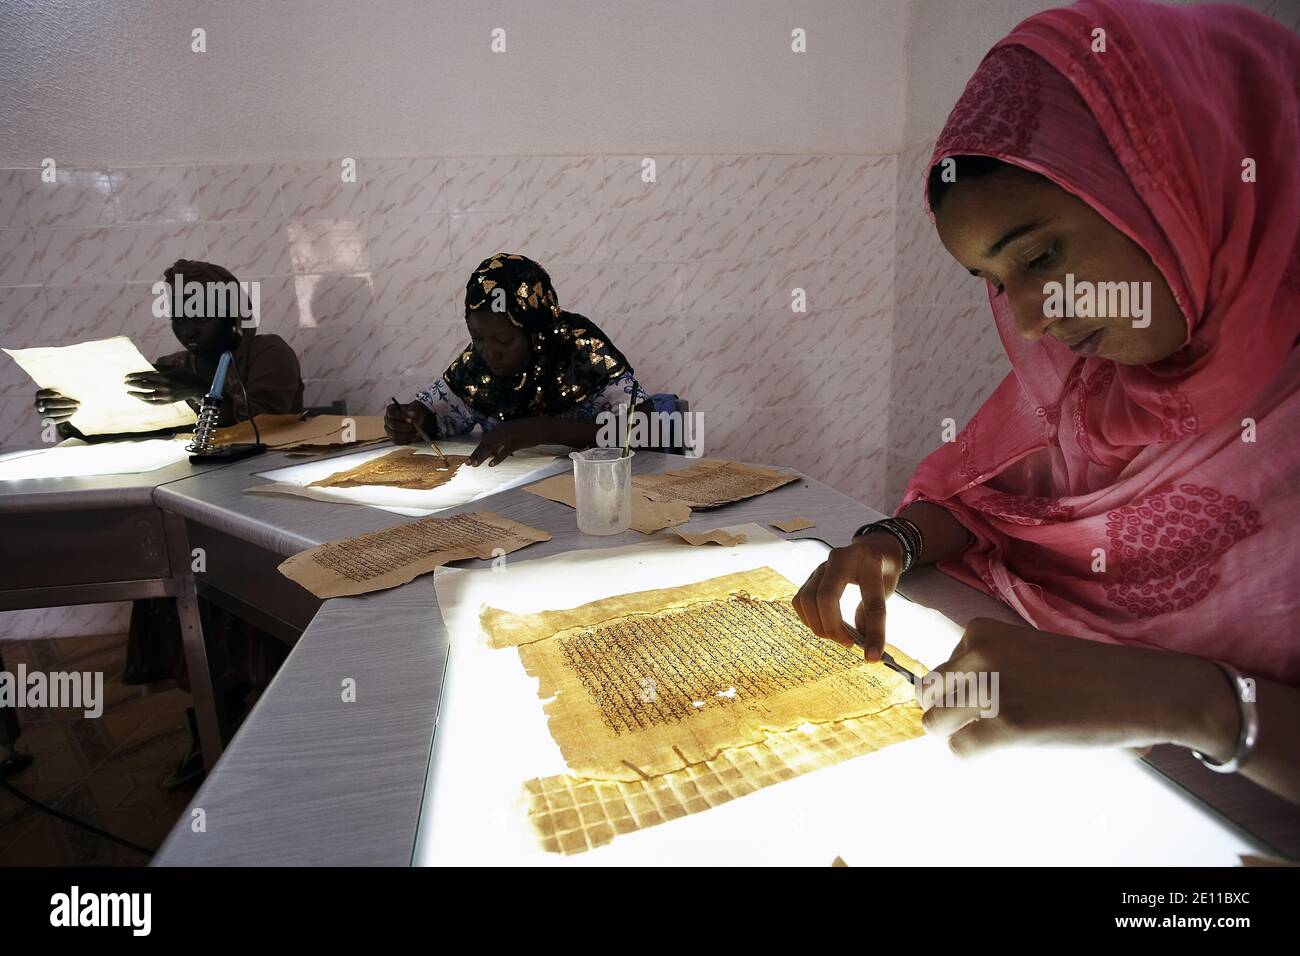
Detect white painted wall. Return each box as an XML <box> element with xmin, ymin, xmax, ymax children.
<box><xmin>0</xmin><ymin>0</ymin><xmax>908</xmax><ymax>165</ymax></box>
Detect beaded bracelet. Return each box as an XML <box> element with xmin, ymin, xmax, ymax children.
<box><xmin>852</xmin><ymin>517</ymin><xmax>925</xmax><ymax>573</ymax></box>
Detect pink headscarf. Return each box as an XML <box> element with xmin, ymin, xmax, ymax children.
<box><xmin>902</xmin><ymin>0</ymin><xmax>1300</xmax><ymax>683</ymax></box>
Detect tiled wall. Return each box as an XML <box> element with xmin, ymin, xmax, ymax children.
<box><xmin>888</xmin><ymin>142</ymin><xmax>1009</xmax><ymax>504</ymax></box>
<box><xmin>0</xmin><ymin>153</ymin><xmax>897</xmax><ymax>638</ymax></box>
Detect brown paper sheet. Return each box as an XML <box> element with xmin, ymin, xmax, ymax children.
<box><xmin>672</xmin><ymin>527</ymin><xmax>748</xmax><ymax>547</ymax></box>
<box><xmin>771</xmin><ymin>517</ymin><xmax>817</xmax><ymax>532</ymax></box>
<box><xmin>634</xmin><ymin>459</ymin><xmax>798</xmax><ymax>509</ymax></box>
<box><xmin>524</xmin><ymin>472</ymin><xmax>690</xmax><ymax>534</ymax></box>
<box><xmin>279</xmin><ymin>510</ymin><xmax>550</xmax><ymax>598</ymax></box>
<box><xmin>307</xmin><ymin>447</ymin><xmax>468</xmax><ymax>489</ymax></box>
<box><xmin>213</xmin><ymin>413</ymin><xmax>387</xmax><ymax>450</ymax></box>
<box><xmin>481</xmin><ymin>566</ymin><xmax>921</xmax><ymax>781</ymax></box>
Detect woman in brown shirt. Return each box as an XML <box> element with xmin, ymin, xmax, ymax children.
<box><xmin>36</xmin><ymin>259</ymin><xmax>303</xmax><ymax>431</ymax></box>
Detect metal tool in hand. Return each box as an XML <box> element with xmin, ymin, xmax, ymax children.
<box><xmin>843</xmin><ymin>623</ymin><xmax>918</xmax><ymax>686</ymax></box>
<box><xmin>389</xmin><ymin>396</ymin><xmax>448</xmax><ymax>467</ymax></box>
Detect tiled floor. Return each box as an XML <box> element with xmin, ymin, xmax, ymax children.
<box><xmin>0</xmin><ymin>633</ymin><xmax>196</xmax><ymax>866</ymax></box>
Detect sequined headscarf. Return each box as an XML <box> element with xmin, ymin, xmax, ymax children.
<box><xmin>442</xmin><ymin>253</ymin><xmax>634</xmax><ymax>421</ymax></box>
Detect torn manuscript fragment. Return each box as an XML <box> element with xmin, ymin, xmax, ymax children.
<box><xmin>308</xmin><ymin>448</ymin><xmax>468</xmax><ymax>490</ymax></box>
<box><xmin>634</xmin><ymin>459</ymin><xmax>798</xmax><ymax>509</ymax></box>
<box><xmin>481</xmin><ymin>566</ymin><xmax>922</xmax><ymax>782</ymax></box>
<box><xmin>525</xmin><ymin>472</ymin><xmax>690</xmax><ymax>533</ymax></box>
<box><xmin>213</xmin><ymin>413</ymin><xmax>386</xmax><ymax>451</ymax></box>
<box><xmin>280</xmin><ymin>510</ymin><xmax>549</xmax><ymax>598</ymax></box>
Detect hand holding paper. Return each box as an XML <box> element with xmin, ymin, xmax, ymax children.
<box><xmin>5</xmin><ymin>337</ymin><xmax>198</xmax><ymax>436</ymax></box>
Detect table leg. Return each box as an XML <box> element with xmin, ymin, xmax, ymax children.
<box><xmin>164</xmin><ymin>512</ymin><xmax>226</xmax><ymax>772</ymax></box>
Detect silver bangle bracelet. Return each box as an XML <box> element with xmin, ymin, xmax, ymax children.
<box><xmin>1191</xmin><ymin>662</ymin><xmax>1258</xmax><ymax>774</ymax></box>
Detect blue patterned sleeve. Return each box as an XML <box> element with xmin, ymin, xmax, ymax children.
<box><xmin>414</xmin><ymin>377</ymin><xmax>485</xmax><ymax>438</ymax></box>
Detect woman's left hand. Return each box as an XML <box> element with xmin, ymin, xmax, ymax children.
<box><xmin>919</xmin><ymin>618</ymin><xmax>1234</xmax><ymax>758</ymax></box>
<box><xmin>124</xmin><ymin>369</ymin><xmax>207</xmax><ymax>404</ymax></box>
<box><xmin>468</xmin><ymin>419</ymin><xmax>545</xmax><ymax>466</ymax></box>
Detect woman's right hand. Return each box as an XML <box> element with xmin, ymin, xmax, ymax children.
<box><xmin>792</xmin><ymin>531</ymin><xmax>907</xmax><ymax>661</ymax></box>
<box><xmin>384</xmin><ymin>399</ymin><xmax>434</xmax><ymax>445</ymax></box>
<box><xmin>34</xmin><ymin>388</ymin><xmax>79</xmax><ymax>424</ymax></box>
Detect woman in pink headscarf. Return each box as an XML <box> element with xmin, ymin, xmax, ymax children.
<box><xmin>795</xmin><ymin>0</ymin><xmax>1300</xmax><ymax>802</ymax></box>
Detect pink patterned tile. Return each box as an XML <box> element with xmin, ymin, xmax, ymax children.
<box><xmin>546</xmin><ymin>262</ymin><xmax>615</xmax><ymax>316</ymax></box>
<box><xmin>0</xmin><ymin>170</ymin><xmax>32</xmax><ymax>228</ymax></box>
<box><xmin>367</xmin><ymin>214</ymin><xmax>451</xmax><ymax>272</ymax></box>
<box><xmin>362</xmin><ymin>158</ymin><xmax>447</xmax><ymax>217</ymax></box>
<box><xmin>820</xmin><ymin>257</ymin><xmax>892</xmax><ymax>313</ymax></box>
<box><xmin>752</xmin><ymin>156</ymin><xmax>838</xmax><ymax>211</ymax></box>
<box><xmin>679</xmin><ymin>155</ymin><xmax>758</xmax><ymax>208</ymax></box>
<box><xmin>742</xmin><ymin>206</ymin><xmax>829</xmax><ymax>260</ymax></box>
<box><xmin>679</xmin><ymin>260</ymin><xmax>763</xmax><ymax>317</ymax></box>
<box><xmin>596</xmin><ymin>313</ymin><xmax>689</xmax><ymax>396</ymax></box>
<box><xmin>294</xmin><ymin>323</ymin><xmax>388</xmax><ymax>382</ymax></box>
<box><xmin>447</xmin><ymin>212</ymin><xmax>530</xmax><ymax>268</ymax></box>
<box><xmin>204</xmin><ymin>219</ymin><xmax>292</xmax><ymax>277</ymax></box>
<box><xmin>671</xmin><ymin>353</ymin><xmax>827</xmax><ymax>410</ymax></box>
<box><xmin>0</xmin><ymin>285</ymin><xmax>48</xmax><ymax>350</ymax></box>
<box><xmin>599</xmin><ymin>207</ymin><xmax>684</xmax><ymax>263</ymax></box>
<box><xmin>821</xmin><ymin>347</ymin><xmax>893</xmax><ymax>407</ymax></box>
<box><xmin>286</xmin><ymin>219</ymin><xmax>370</xmax><ymax>275</ymax></box>
<box><xmin>0</xmin><ymin>394</ymin><xmax>47</xmax><ymax>448</ymax></box>
<box><xmin>806</xmin><ymin>308</ymin><xmax>892</xmax><ymax>360</ymax></box>
<box><xmin>689</xmin><ymin>311</ymin><xmax>801</xmax><ymax>368</ymax></box>
<box><xmin>895</xmin><ymin>196</ymin><xmax>974</xmax><ymax>307</ymax></box>
<box><xmin>480</xmin><ymin>209</ymin><xmax>606</xmax><ymax>266</ymax></box>
<box><xmin>277</xmin><ymin>161</ymin><xmax>368</xmax><ymax>219</ymax></box>
<box><xmin>290</xmin><ymin>273</ymin><xmax>377</xmax><ymax>331</ymax></box>
<box><xmin>895</xmin><ymin>303</ymin><xmax>1009</xmax><ymax>369</ymax></box>
<box><xmin>677</xmin><ymin>207</ymin><xmax>760</xmax><ymax>261</ymax></box>
<box><xmin>42</xmin><ymin>283</ymin><xmax>144</xmax><ymax>341</ymax></box>
<box><xmin>245</xmin><ymin>276</ymin><xmax>299</xmax><ymax>333</ymax></box>
<box><xmin>755</xmin><ymin>259</ymin><xmax>826</xmax><ymax>312</ymax></box>
<box><xmin>108</xmin><ymin>166</ymin><xmax>200</xmax><ymax>223</ymax></box>
<box><xmin>826</xmin><ymin>205</ymin><xmax>893</xmax><ymax>260</ymax></box>
<box><xmin>601</xmin><ymin>155</ymin><xmax>683</xmax><ymax>209</ymax></box>
<box><xmin>443</xmin><ymin>156</ymin><xmax>536</xmax><ymax>214</ymax></box>
<box><xmin>372</xmin><ymin>268</ymin><xmax>464</xmax><ymax>327</ymax></box>
<box><xmin>583</xmin><ymin>262</ymin><xmax>680</xmax><ymax>316</ymax></box>
<box><xmin>527</xmin><ymin>157</ymin><xmax>604</xmax><ymax>211</ymax></box>
<box><xmin>822</xmin><ymin>155</ymin><xmax>896</xmax><ymax>209</ymax></box>
<box><xmin>193</xmin><ymin>163</ymin><xmax>284</xmax><ymax>220</ymax></box>
<box><xmin>0</xmin><ymin>229</ymin><xmax>44</xmax><ymax>286</ymax></box>
<box><xmin>22</xmin><ymin>167</ymin><xmax>119</xmax><ymax>227</ymax></box>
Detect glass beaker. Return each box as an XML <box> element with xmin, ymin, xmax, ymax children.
<box><xmin>569</xmin><ymin>448</ymin><xmax>634</xmax><ymax>535</ymax></box>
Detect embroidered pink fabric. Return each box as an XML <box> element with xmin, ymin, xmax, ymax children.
<box><xmin>901</xmin><ymin>0</ymin><xmax>1300</xmax><ymax>683</ymax></box>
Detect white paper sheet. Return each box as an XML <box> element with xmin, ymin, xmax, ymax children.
<box><xmin>0</xmin><ymin>438</ymin><xmax>194</xmax><ymax>481</ymax></box>
<box><xmin>253</xmin><ymin>440</ymin><xmax>569</xmax><ymax>516</ymax></box>
<box><xmin>3</xmin><ymin>336</ymin><xmax>198</xmax><ymax>436</ymax></box>
<box><xmin>415</xmin><ymin>528</ymin><xmax>1252</xmax><ymax>866</ymax></box>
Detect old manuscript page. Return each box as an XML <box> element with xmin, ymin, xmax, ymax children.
<box><xmin>279</xmin><ymin>510</ymin><xmax>549</xmax><ymax>598</ymax></box>
<box><xmin>307</xmin><ymin>447</ymin><xmax>469</xmax><ymax>490</ymax></box>
<box><xmin>634</xmin><ymin>459</ymin><xmax>798</xmax><ymax>509</ymax></box>
<box><xmin>482</xmin><ymin>566</ymin><xmax>921</xmax><ymax>782</ymax></box>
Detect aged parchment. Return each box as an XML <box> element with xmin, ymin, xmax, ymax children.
<box><xmin>771</xmin><ymin>517</ymin><xmax>817</xmax><ymax>532</ymax></box>
<box><xmin>279</xmin><ymin>510</ymin><xmax>549</xmax><ymax>598</ymax></box>
<box><xmin>634</xmin><ymin>459</ymin><xmax>799</xmax><ymax>509</ymax></box>
<box><xmin>481</xmin><ymin>566</ymin><xmax>921</xmax><ymax>781</ymax></box>
<box><xmin>308</xmin><ymin>448</ymin><xmax>468</xmax><ymax>490</ymax></box>
<box><xmin>672</xmin><ymin>527</ymin><xmax>748</xmax><ymax>547</ymax></box>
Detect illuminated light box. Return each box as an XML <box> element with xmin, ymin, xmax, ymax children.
<box><xmin>253</xmin><ymin>440</ymin><xmax>569</xmax><ymax>516</ymax></box>
<box><xmin>415</xmin><ymin>526</ymin><xmax>1253</xmax><ymax>866</ymax></box>
<box><xmin>0</xmin><ymin>438</ymin><xmax>194</xmax><ymax>481</ymax></box>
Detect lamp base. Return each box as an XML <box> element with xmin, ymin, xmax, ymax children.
<box><xmin>189</xmin><ymin>442</ymin><xmax>267</xmax><ymax>463</ymax></box>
